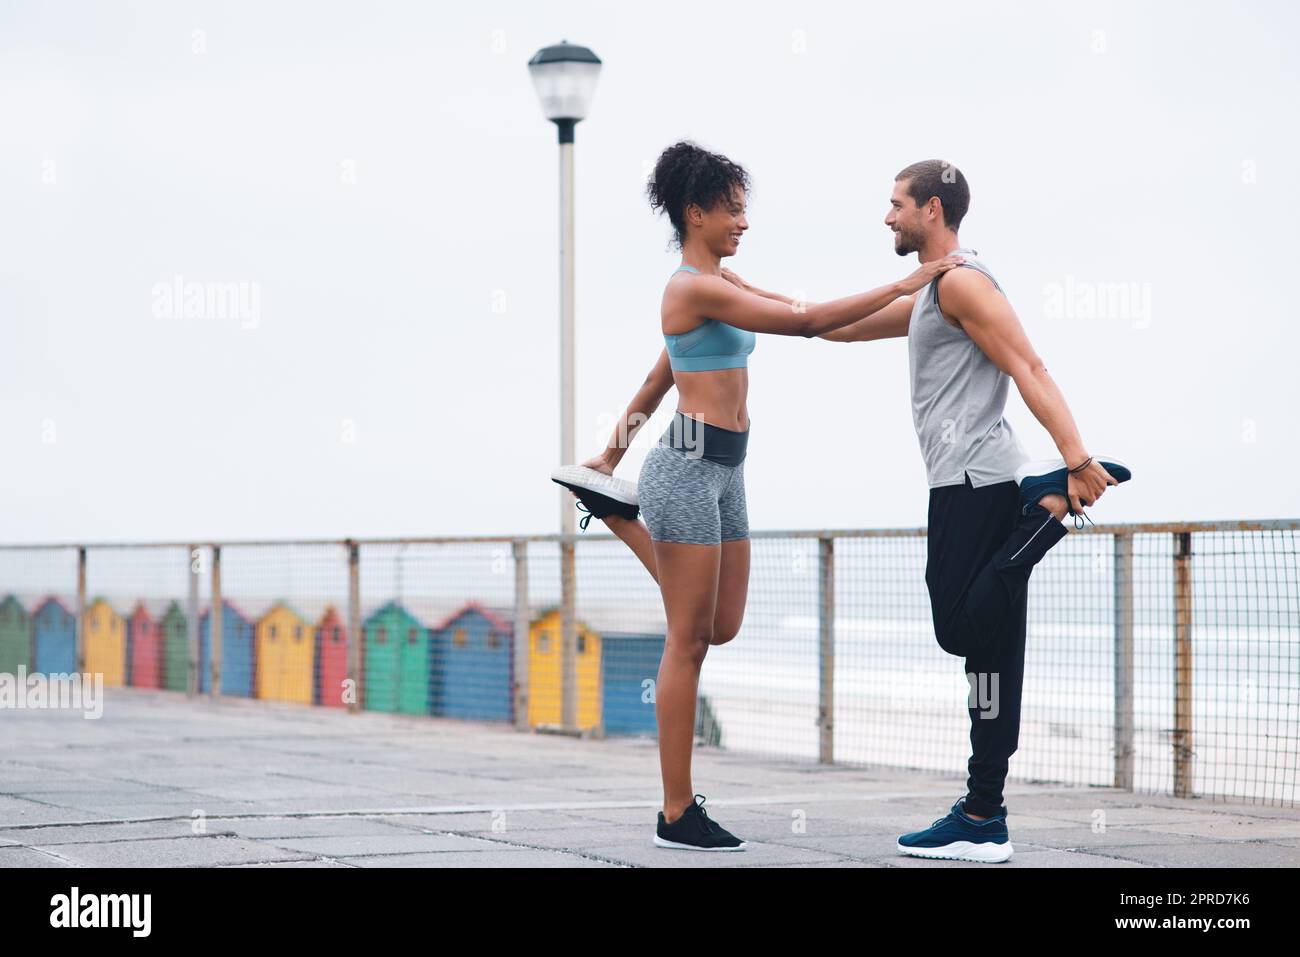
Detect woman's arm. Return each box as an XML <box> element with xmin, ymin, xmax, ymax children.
<box><xmin>585</xmin><ymin>348</ymin><xmax>674</xmax><ymax>473</ymax></box>
<box><xmin>694</xmin><ymin>255</ymin><xmax>962</xmax><ymax>338</ymax></box>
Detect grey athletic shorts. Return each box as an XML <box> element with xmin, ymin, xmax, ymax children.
<box><xmin>637</xmin><ymin>411</ymin><xmax>749</xmax><ymax>545</ymax></box>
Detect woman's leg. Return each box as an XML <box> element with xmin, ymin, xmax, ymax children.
<box><xmin>561</xmin><ymin>488</ymin><xmax>660</xmax><ymax>584</ymax></box>
<box><xmin>603</xmin><ymin>514</ymin><xmax>659</xmax><ymax>584</ymax></box>
<box><xmin>652</xmin><ymin>538</ymin><xmax>720</xmax><ymax>822</ymax></box>
<box><xmin>713</xmin><ymin>462</ymin><xmax>751</xmax><ymax>645</ymax></box>
<box><xmin>711</xmin><ymin>537</ymin><xmax>750</xmax><ymax>645</ymax></box>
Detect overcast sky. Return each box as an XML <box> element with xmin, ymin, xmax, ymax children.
<box><xmin>2</xmin><ymin>0</ymin><xmax>1297</xmax><ymax>544</ymax></box>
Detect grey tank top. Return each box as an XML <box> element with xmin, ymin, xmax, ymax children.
<box><xmin>907</xmin><ymin>247</ymin><xmax>1028</xmax><ymax>488</ymax></box>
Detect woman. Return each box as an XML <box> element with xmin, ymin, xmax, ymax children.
<box><xmin>550</xmin><ymin>141</ymin><xmax>961</xmax><ymax>850</ymax></box>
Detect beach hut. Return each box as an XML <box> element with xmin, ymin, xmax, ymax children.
<box><xmin>0</xmin><ymin>595</ymin><xmax>31</xmax><ymax>675</ymax></box>
<box><xmin>125</xmin><ymin>603</ymin><xmax>162</xmax><ymax>689</ymax></box>
<box><xmin>430</xmin><ymin>602</ymin><xmax>513</xmax><ymax>722</ymax></box>
<box><xmin>362</xmin><ymin>602</ymin><xmax>429</xmax><ymax>715</ymax></box>
<box><xmin>84</xmin><ymin>598</ymin><xmax>127</xmax><ymax>687</ymax></box>
<box><xmin>315</xmin><ymin>605</ymin><xmax>350</xmax><ymax>708</ymax></box>
<box><xmin>160</xmin><ymin>602</ymin><xmax>190</xmax><ymax>692</ymax></box>
<box><xmin>527</xmin><ymin>606</ymin><xmax>600</xmax><ymax>730</ymax></box>
<box><xmin>199</xmin><ymin>600</ymin><xmax>255</xmax><ymax>697</ymax></box>
<box><xmin>254</xmin><ymin>602</ymin><xmax>315</xmax><ymax>704</ymax></box>
<box><xmin>31</xmin><ymin>597</ymin><xmax>76</xmax><ymax>676</ymax></box>
<box><xmin>600</xmin><ymin>631</ymin><xmax>665</xmax><ymax>736</ymax></box>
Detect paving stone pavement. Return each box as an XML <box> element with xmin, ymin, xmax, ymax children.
<box><xmin>2</xmin><ymin>688</ymin><xmax>1297</xmax><ymax>868</ymax></box>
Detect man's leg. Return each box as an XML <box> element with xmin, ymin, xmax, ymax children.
<box><xmin>924</xmin><ymin>474</ymin><xmax>1068</xmax><ymax>818</ymax></box>
<box><xmin>927</xmin><ymin>476</ymin><xmax>1068</xmax><ymax>661</ymax></box>
<box><xmin>961</xmin><ymin>571</ymin><xmax>1028</xmax><ymax>818</ymax></box>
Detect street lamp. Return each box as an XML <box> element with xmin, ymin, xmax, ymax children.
<box><xmin>528</xmin><ymin>40</ymin><xmax>601</xmax><ymax>735</ymax></box>
<box><xmin>528</xmin><ymin>40</ymin><xmax>602</xmax><ymax>137</ymax></box>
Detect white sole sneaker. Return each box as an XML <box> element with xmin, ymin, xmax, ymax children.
<box><xmin>1014</xmin><ymin>455</ymin><xmax>1131</xmax><ymax>484</ymax></box>
<box><xmin>653</xmin><ymin>834</ymin><xmax>748</xmax><ymax>851</ymax></box>
<box><xmin>895</xmin><ymin>839</ymin><xmax>1014</xmax><ymax>863</ymax></box>
<box><xmin>550</xmin><ymin>464</ymin><xmax>639</xmax><ymax>506</ymax></box>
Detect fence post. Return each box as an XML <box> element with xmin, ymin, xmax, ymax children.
<box><xmin>512</xmin><ymin>539</ymin><xmax>530</xmax><ymax>731</ymax></box>
<box><xmin>594</xmin><ymin>629</ymin><xmax>606</xmax><ymax>740</ymax></box>
<box><xmin>818</xmin><ymin>536</ymin><xmax>835</xmax><ymax>764</ymax></box>
<box><xmin>347</xmin><ymin>540</ymin><xmax>361</xmax><ymax>714</ymax></box>
<box><xmin>1173</xmin><ymin>531</ymin><xmax>1194</xmax><ymax>798</ymax></box>
<box><xmin>210</xmin><ymin>545</ymin><xmax>222</xmax><ymax>701</ymax></box>
<box><xmin>560</xmin><ymin>537</ymin><xmax>576</xmax><ymax>733</ymax></box>
<box><xmin>1112</xmin><ymin>533</ymin><xmax>1134</xmax><ymax>790</ymax></box>
<box><xmin>75</xmin><ymin>546</ymin><xmax>86</xmax><ymax>674</ymax></box>
<box><xmin>186</xmin><ymin>545</ymin><xmax>200</xmax><ymax>698</ymax></box>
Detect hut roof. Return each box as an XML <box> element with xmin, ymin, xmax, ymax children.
<box><xmin>32</xmin><ymin>595</ymin><xmax>76</xmax><ymax>618</ymax></box>
<box><xmin>431</xmin><ymin>600</ymin><xmax>515</xmax><ymax>634</ymax></box>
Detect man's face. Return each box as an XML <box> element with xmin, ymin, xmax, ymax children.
<box><xmin>886</xmin><ymin>179</ymin><xmax>927</xmax><ymax>256</ymax></box>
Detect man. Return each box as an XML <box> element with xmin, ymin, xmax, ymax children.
<box><xmin>818</xmin><ymin>160</ymin><xmax>1131</xmax><ymax>862</ymax></box>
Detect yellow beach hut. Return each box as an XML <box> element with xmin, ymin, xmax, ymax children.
<box><xmin>527</xmin><ymin>605</ymin><xmax>600</xmax><ymax>730</ymax></box>
<box><xmin>254</xmin><ymin>602</ymin><xmax>316</xmax><ymax>704</ymax></box>
<box><xmin>84</xmin><ymin>597</ymin><xmax>127</xmax><ymax>687</ymax></box>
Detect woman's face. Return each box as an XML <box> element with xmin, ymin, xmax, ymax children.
<box><xmin>687</xmin><ymin>185</ymin><xmax>748</xmax><ymax>257</ymax></box>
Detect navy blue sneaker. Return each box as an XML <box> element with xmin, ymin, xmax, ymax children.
<box><xmin>897</xmin><ymin>798</ymin><xmax>1013</xmax><ymax>863</ymax></box>
<box><xmin>654</xmin><ymin>794</ymin><xmax>747</xmax><ymax>851</ymax></box>
<box><xmin>1015</xmin><ymin>455</ymin><xmax>1131</xmax><ymax>527</ymax></box>
<box><xmin>550</xmin><ymin>465</ymin><xmax>639</xmax><ymax>530</ymax></box>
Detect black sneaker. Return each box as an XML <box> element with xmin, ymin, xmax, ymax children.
<box><xmin>1014</xmin><ymin>454</ymin><xmax>1132</xmax><ymax>529</ymax></box>
<box><xmin>654</xmin><ymin>794</ymin><xmax>748</xmax><ymax>851</ymax></box>
<box><xmin>550</xmin><ymin>465</ymin><xmax>640</xmax><ymax>531</ymax></box>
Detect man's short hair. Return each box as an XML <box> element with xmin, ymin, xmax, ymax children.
<box><xmin>896</xmin><ymin>160</ymin><xmax>969</xmax><ymax>231</ymax></box>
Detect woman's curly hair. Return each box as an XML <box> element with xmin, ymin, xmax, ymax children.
<box><xmin>646</xmin><ymin>140</ymin><xmax>751</xmax><ymax>251</ymax></box>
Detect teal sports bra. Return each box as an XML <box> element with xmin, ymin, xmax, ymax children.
<box><xmin>663</xmin><ymin>264</ymin><xmax>757</xmax><ymax>372</ymax></box>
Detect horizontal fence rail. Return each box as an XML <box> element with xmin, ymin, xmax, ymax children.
<box><xmin>1</xmin><ymin>520</ymin><xmax>1296</xmax><ymax>807</ymax></box>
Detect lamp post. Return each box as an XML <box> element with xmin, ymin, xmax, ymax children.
<box><xmin>528</xmin><ymin>41</ymin><xmax>601</xmax><ymax>734</ymax></box>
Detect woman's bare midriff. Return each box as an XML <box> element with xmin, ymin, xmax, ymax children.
<box><xmin>671</xmin><ymin>367</ymin><xmax>749</xmax><ymax>432</ymax></box>
<box><xmin>662</xmin><ymin>274</ymin><xmax>749</xmax><ymax>432</ymax></box>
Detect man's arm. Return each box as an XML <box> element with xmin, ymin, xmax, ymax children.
<box><xmin>720</xmin><ymin>268</ymin><xmax>799</xmax><ymax>307</ymax></box>
<box><xmin>936</xmin><ymin>268</ymin><xmax>1115</xmax><ymax>512</ymax></box>
<box><xmin>816</xmin><ymin>295</ymin><xmax>914</xmax><ymax>342</ymax></box>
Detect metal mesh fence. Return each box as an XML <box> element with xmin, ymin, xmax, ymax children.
<box><xmin>359</xmin><ymin>542</ymin><xmax>516</xmax><ymax>721</ymax></box>
<box><xmin>704</xmin><ymin>536</ymin><xmax>821</xmax><ymax>757</ymax></box>
<box><xmin>0</xmin><ymin>547</ymin><xmax>79</xmax><ymax>679</ymax></box>
<box><xmin>1</xmin><ymin>522</ymin><xmax>1295</xmax><ymax>806</ymax></box>
<box><xmin>835</xmin><ymin>533</ymin><xmax>955</xmax><ymax>774</ymax></box>
<box><xmin>84</xmin><ymin>546</ymin><xmax>206</xmax><ymax>695</ymax></box>
<box><xmin>216</xmin><ymin>544</ymin><xmax>348</xmax><ymax>703</ymax></box>
<box><xmin>1186</xmin><ymin>530</ymin><xmax>1299</xmax><ymax>804</ymax></box>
